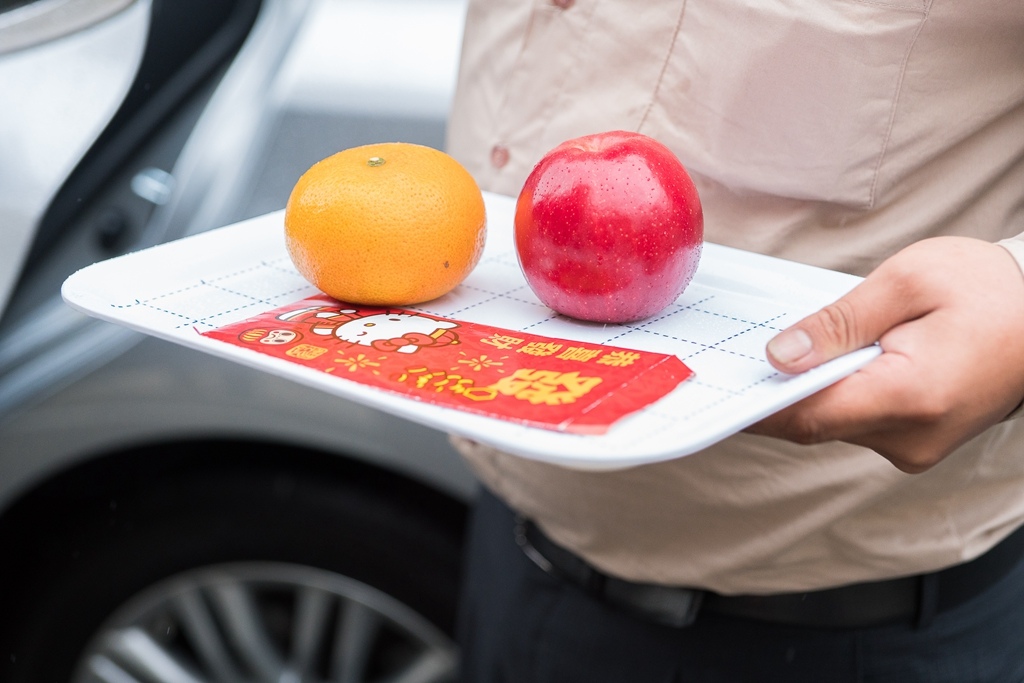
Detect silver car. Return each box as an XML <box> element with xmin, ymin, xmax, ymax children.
<box><xmin>0</xmin><ymin>1</ymin><xmax>475</xmax><ymax>681</ymax></box>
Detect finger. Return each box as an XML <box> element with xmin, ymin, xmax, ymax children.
<box><xmin>750</xmin><ymin>357</ymin><xmax>899</xmax><ymax>440</ymax></box>
<box><xmin>765</xmin><ymin>264</ymin><xmax>929</xmax><ymax>374</ymax></box>
<box><xmin>749</xmin><ymin>351</ymin><xmax>968</xmax><ymax>472</ymax></box>
<box><xmin>748</xmin><ymin>356</ymin><xmax>930</xmax><ymax>471</ymax></box>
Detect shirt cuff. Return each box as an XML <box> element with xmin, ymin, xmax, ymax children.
<box><xmin>997</xmin><ymin>235</ymin><xmax>1024</xmax><ymax>276</ymax></box>
<box><xmin>997</xmin><ymin>236</ymin><xmax>1024</xmax><ymax>421</ymax></box>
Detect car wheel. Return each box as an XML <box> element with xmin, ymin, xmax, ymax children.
<box><xmin>73</xmin><ymin>561</ymin><xmax>456</xmax><ymax>683</ymax></box>
<box><xmin>1</xmin><ymin>448</ymin><xmax>466</xmax><ymax>683</ymax></box>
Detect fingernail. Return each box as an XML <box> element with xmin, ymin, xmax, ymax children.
<box><xmin>767</xmin><ymin>329</ymin><xmax>813</xmax><ymax>365</ymax></box>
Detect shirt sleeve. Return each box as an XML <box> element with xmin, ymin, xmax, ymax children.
<box><xmin>997</xmin><ymin>234</ymin><xmax>1024</xmax><ymax>420</ymax></box>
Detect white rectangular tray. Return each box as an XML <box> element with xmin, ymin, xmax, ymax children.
<box><xmin>62</xmin><ymin>192</ymin><xmax>878</xmax><ymax>470</ymax></box>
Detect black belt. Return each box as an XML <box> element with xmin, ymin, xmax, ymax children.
<box><xmin>515</xmin><ymin>517</ymin><xmax>1024</xmax><ymax>629</ymax></box>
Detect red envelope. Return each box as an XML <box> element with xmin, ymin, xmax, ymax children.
<box><xmin>203</xmin><ymin>295</ymin><xmax>693</xmax><ymax>434</ymax></box>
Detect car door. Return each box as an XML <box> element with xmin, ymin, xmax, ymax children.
<box><xmin>0</xmin><ymin>2</ymin><xmax>472</xmax><ymax>681</ymax></box>
<box><xmin>0</xmin><ymin>0</ymin><xmax>146</xmax><ymax>318</ymax></box>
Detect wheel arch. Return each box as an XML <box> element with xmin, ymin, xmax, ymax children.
<box><xmin>0</xmin><ymin>436</ymin><xmax>471</xmax><ymax>681</ymax></box>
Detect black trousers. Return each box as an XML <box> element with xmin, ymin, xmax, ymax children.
<box><xmin>457</xmin><ymin>488</ymin><xmax>1024</xmax><ymax>683</ymax></box>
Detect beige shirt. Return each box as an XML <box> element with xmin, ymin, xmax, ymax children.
<box><xmin>445</xmin><ymin>0</ymin><xmax>1024</xmax><ymax>594</ymax></box>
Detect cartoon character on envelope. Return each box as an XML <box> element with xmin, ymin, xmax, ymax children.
<box><xmin>278</xmin><ymin>305</ymin><xmax>459</xmax><ymax>354</ymax></box>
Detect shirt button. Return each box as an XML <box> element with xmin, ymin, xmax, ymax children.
<box><xmin>552</xmin><ymin>0</ymin><xmax>574</xmax><ymax>8</ymax></box>
<box><xmin>490</xmin><ymin>144</ymin><xmax>510</xmax><ymax>169</ymax></box>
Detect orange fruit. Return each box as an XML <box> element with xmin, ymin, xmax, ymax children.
<box><xmin>284</xmin><ymin>142</ymin><xmax>487</xmax><ymax>306</ymax></box>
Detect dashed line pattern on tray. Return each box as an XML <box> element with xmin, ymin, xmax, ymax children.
<box><xmin>105</xmin><ymin>244</ymin><xmax>810</xmax><ymax>452</ymax></box>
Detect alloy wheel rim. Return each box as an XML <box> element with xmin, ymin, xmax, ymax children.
<box><xmin>71</xmin><ymin>561</ymin><xmax>458</xmax><ymax>683</ymax></box>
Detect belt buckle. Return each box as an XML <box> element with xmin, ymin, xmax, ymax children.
<box><xmin>605</xmin><ymin>580</ymin><xmax>704</xmax><ymax>628</ymax></box>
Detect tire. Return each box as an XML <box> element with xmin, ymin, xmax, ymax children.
<box><xmin>1</xmin><ymin>451</ymin><xmax>466</xmax><ymax>683</ymax></box>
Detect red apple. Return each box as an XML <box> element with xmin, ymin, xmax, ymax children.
<box><xmin>514</xmin><ymin>130</ymin><xmax>703</xmax><ymax>323</ymax></box>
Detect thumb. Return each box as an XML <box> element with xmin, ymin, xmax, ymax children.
<box><xmin>765</xmin><ymin>269</ymin><xmax>925</xmax><ymax>374</ymax></box>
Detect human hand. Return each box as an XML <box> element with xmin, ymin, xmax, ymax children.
<box><xmin>747</xmin><ymin>237</ymin><xmax>1024</xmax><ymax>473</ymax></box>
